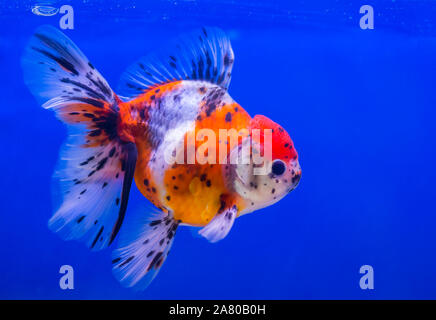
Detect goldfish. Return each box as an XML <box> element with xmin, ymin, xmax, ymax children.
<box><xmin>22</xmin><ymin>25</ymin><xmax>301</xmax><ymax>290</ymax></box>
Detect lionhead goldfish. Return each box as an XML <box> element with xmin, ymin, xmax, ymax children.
<box><xmin>22</xmin><ymin>26</ymin><xmax>301</xmax><ymax>290</ymax></box>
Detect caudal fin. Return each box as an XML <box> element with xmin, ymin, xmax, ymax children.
<box><xmin>22</xmin><ymin>25</ymin><xmax>136</xmax><ymax>250</ymax></box>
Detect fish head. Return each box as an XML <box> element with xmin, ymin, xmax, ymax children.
<box><xmin>229</xmin><ymin>115</ymin><xmax>301</xmax><ymax>214</ymax></box>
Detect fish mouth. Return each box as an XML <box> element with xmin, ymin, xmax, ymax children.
<box><xmin>292</xmin><ymin>172</ymin><xmax>302</xmax><ymax>185</ymax></box>
<box><xmin>287</xmin><ymin>171</ymin><xmax>301</xmax><ymax>193</ymax></box>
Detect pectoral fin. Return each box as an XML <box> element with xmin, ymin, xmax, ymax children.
<box><xmin>199</xmin><ymin>205</ymin><xmax>237</xmax><ymax>243</ymax></box>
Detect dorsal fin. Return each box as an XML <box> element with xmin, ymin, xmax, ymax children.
<box><xmin>118</xmin><ymin>27</ymin><xmax>234</xmax><ymax>99</ymax></box>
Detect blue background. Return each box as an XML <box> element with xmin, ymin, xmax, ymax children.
<box><xmin>0</xmin><ymin>0</ymin><xmax>435</xmax><ymax>299</ymax></box>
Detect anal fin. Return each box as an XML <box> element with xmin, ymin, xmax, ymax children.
<box><xmin>112</xmin><ymin>209</ymin><xmax>179</xmax><ymax>290</ymax></box>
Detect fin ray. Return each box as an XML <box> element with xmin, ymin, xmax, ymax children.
<box><xmin>22</xmin><ymin>25</ymin><xmax>135</xmax><ymax>250</ymax></box>
<box><xmin>22</xmin><ymin>25</ymin><xmax>114</xmax><ymax>110</ymax></box>
<box><xmin>112</xmin><ymin>209</ymin><xmax>179</xmax><ymax>290</ymax></box>
<box><xmin>118</xmin><ymin>27</ymin><xmax>234</xmax><ymax>99</ymax></box>
<box><xmin>49</xmin><ymin>133</ymin><xmax>136</xmax><ymax>250</ymax></box>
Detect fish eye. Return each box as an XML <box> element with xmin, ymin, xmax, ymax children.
<box><xmin>271</xmin><ymin>159</ymin><xmax>286</xmax><ymax>176</ymax></box>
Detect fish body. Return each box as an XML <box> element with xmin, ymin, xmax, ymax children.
<box><xmin>22</xmin><ymin>26</ymin><xmax>301</xmax><ymax>289</ymax></box>
<box><xmin>120</xmin><ymin>80</ymin><xmax>249</xmax><ymax>226</ymax></box>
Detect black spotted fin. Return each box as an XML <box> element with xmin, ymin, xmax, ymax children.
<box><xmin>117</xmin><ymin>27</ymin><xmax>234</xmax><ymax>99</ymax></box>
<box><xmin>112</xmin><ymin>209</ymin><xmax>179</xmax><ymax>290</ymax></box>
<box><xmin>199</xmin><ymin>205</ymin><xmax>238</xmax><ymax>243</ymax></box>
<box><xmin>21</xmin><ymin>25</ymin><xmax>136</xmax><ymax>250</ymax></box>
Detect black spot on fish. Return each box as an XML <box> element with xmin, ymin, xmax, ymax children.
<box><xmin>205</xmin><ymin>103</ymin><xmax>216</xmax><ymax>116</ymax></box>
<box><xmin>218</xmin><ymin>198</ymin><xmax>226</xmax><ymax>213</ymax></box>
<box><xmin>89</xmin><ymin>129</ymin><xmax>101</xmax><ymax>137</ymax></box>
<box><xmin>83</xmin><ymin>113</ymin><xmax>95</xmax><ymax>119</ymax></box>
<box><xmin>32</xmin><ymin>43</ymin><xmax>79</xmax><ymax>76</ymax></box>
<box><xmin>148</xmin><ymin>252</ymin><xmax>163</xmax><ymax>271</ymax></box>
<box><xmin>60</xmin><ymin>78</ymin><xmax>106</xmax><ymax>101</ymax></box>
<box><xmin>223</xmin><ymin>54</ymin><xmax>232</xmax><ymax>66</ymax></box>
<box><xmin>72</xmin><ymin>97</ymin><xmax>105</xmax><ymax>109</ymax></box>
<box><xmin>109</xmin><ymin>147</ymin><xmax>116</xmax><ymax>157</ymax></box>
<box><xmin>292</xmin><ymin>173</ymin><xmax>301</xmax><ymax>184</ymax></box>
<box><xmin>119</xmin><ymin>256</ymin><xmax>134</xmax><ymax>267</ymax></box>
<box><xmin>91</xmin><ymin>226</ymin><xmax>104</xmax><ymax>248</ymax></box>
<box><xmin>149</xmin><ymin>220</ymin><xmax>161</xmax><ymax>227</ymax></box>
<box><xmin>80</xmin><ymin>156</ymin><xmax>95</xmax><ymax>166</ymax></box>
<box><xmin>225</xmin><ymin>112</ymin><xmax>232</xmax><ymax>122</ymax></box>
<box><xmin>96</xmin><ymin>157</ymin><xmax>108</xmax><ymax>171</ymax></box>
<box><xmin>85</xmin><ymin>73</ymin><xmax>112</xmax><ymax>99</ymax></box>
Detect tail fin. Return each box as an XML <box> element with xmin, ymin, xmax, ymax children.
<box><xmin>22</xmin><ymin>25</ymin><xmax>136</xmax><ymax>250</ymax></box>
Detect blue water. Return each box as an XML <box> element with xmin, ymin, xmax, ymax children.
<box><xmin>1</xmin><ymin>0</ymin><xmax>436</xmax><ymax>299</ymax></box>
